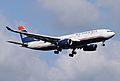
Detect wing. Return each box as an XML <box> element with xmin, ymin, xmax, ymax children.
<box><xmin>6</xmin><ymin>26</ymin><xmax>60</xmax><ymax>44</ymax></box>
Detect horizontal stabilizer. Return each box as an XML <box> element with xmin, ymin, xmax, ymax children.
<box><xmin>7</xmin><ymin>40</ymin><xmax>28</xmax><ymax>47</ymax></box>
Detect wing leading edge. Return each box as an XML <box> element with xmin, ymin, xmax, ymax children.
<box><xmin>6</xmin><ymin>26</ymin><xmax>60</xmax><ymax>44</ymax></box>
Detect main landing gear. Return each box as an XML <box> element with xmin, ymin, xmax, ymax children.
<box><xmin>69</xmin><ymin>49</ymin><xmax>77</xmax><ymax>57</ymax></box>
<box><xmin>54</xmin><ymin>48</ymin><xmax>77</xmax><ymax>57</ymax></box>
<box><xmin>54</xmin><ymin>50</ymin><xmax>59</xmax><ymax>54</ymax></box>
<box><xmin>54</xmin><ymin>48</ymin><xmax>62</xmax><ymax>54</ymax></box>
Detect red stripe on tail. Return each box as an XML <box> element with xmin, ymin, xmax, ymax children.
<box><xmin>18</xmin><ymin>26</ymin><xmax>25</xmax><ymax>30</ymax></box>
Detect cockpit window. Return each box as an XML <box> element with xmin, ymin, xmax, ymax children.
<box><xmin>107</xmin><ymin>30</ymin><xmax>112</xmax><ymax>32</ymax></box>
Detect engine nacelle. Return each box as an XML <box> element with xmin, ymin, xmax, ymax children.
<box><xmin>58</xmin><ymin>39</ymin><xmax>72</xmax><ymax>47</ymax></box>
<box><xmin>83</xmin><ymin>44</ymin><xmax>97</xmax><ymax>51</ymax></box>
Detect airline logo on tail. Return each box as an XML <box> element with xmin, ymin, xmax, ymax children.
<box><xmin>18</xmin><ymin>26</ymin><xmax>27</xmax><ymax>32</ymax></box>
<box><xmin>18</xmin><ymin>26</ymin><xmax>35</xmax><ymax>43</ymax></box>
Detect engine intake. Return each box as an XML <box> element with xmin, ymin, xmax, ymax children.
<box><xmin>58</xmin><ymin>39</ymin><xmax>72</xmax><ymax>47</ymax></box>
<box><xmin>83</xmin><ymin>44</ymin><xmax>97</xmax><ymax>51</ymax></box>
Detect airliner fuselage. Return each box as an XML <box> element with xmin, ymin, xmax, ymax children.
<box><xmin>27</xmin><ymin>29</ymin><xmax>115</xmax><ymax>50</ymax></box>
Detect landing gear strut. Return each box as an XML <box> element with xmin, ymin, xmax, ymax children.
<box><xmin>69</xmin><ymin>48</ymin><xmax>77</xmax><ymax>57</ymax></box>
<box><xmin>54</xmin><ymin>47</ymin><xmax>62</xmax><ymax>54</ymax></box>
<box><xmin>102</xmin><ymin>41</ymin><xmax>105</xmax><ymax>46</ymax></box>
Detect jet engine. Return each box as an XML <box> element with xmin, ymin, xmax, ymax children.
<box><xmin>83</xmin><ymin>44</ymin><xmax>97</xmax><ymax>51</ymax></box>
<box><xmin>57</xmin><ymin>39</ymin><xmax>72</xmax><ymax>47</ymax></box>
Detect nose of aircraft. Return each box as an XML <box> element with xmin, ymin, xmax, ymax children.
<box><xmin>110</xmin><ymin>32</ymin><xmax>115</xmax><ymax>38</ymax></box>
<box><xmin>112</xmin><ymin>32</ymin><xmax>115</xmax><ymax>36</ymax></box>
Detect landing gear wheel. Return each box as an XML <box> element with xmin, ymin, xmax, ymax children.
<box><xmin>54</xmin><ymin>51</ymin><xmax>59</xmax><ymax>54</ymax></box>
<box><xmin>102</xmin><ymin>43</ymin><xmax>105</xmax><ymax>46</ymax></box>
<box><xmin>102</xmin><ymin>41</ymin><xmax>105</xmax><ymax>46</ymax></box>
<box><xmin>69</xmin><ymin>54</ymin><xmax>74</xmax><ymax>57</ymax></box>
<box><xmin>69</xmin><ymin>48</ymin><xmax>77</xmax><ymax>57</ymax></box>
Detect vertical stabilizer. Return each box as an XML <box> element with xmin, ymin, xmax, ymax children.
<box><xmin>18</xmin><ymin>26</ymin><xmax>35</xmax><ymax>43</ymax></box>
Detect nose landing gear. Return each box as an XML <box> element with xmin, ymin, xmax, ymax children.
<box><xmin>102</xmin><ymin>43</ymin><xmax>105</xmax><ymax>46</ymax></box>
<box><xmin>102</xmin><ymin>41</ymin><xmax>105</xmax><ymax>46</ymax></box>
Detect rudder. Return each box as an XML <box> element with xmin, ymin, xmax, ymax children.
<box><xmin>18</xmin><ymin>26</ymin><xmax>35</xmax><ymax>43</ymax></box>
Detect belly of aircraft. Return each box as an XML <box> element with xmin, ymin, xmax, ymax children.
<box><xmin>27</xmin><ymin>41</ymin><xmax>57</xmax><ymax>50</ymax></box>
<box><xmin>27</xmin><ymin>36</ymin><xmax>108</xmax><ymax>51</ymax></box>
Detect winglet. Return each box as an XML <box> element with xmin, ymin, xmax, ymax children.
<box><xmin>6</xmin><ymin>26</ymin><xmax>15</xmax><ymax>32</ymax></box>
<box><xmin>6</xmin><ymin>26</ymin><xmax>12</xmax><ymax>31</ymax></box>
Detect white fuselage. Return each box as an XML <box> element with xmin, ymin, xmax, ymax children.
<box><xmin>27</xmin><ymin>29</ymin><xmax>115</xmax><ymax>50</ymax></box>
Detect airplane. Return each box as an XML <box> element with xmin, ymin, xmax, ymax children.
<box><xmin>6</xmin><ymin>26</ymin><xmax>115</xmax><ymax>57</ymax></box>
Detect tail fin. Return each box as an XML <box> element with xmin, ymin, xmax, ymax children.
<box><xmin>18</xmin><ymin>26</ymin><xmax>35</xmax><ymax>43</ymax></box>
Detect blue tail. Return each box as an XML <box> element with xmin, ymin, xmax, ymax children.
<box><xmin>18</xmin><ymin>26</ymin><xmax>35</xmax><ymax>43</ymax></box>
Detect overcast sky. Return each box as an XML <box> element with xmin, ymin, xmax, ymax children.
<box><xmin>0</xmin><ymin>0</ymin><xmax>120</xmax><ymax>81</ymax></box>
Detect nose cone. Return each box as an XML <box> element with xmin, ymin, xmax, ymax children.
<box><xmin>109</xmin><ymin>32</ymin><xmax>115</xmax><ymax>38</ymax></box>
<box><xmin>111</xmin><ymin>32</ymin><xmax>115</xmax><ymax>36</ymax></box>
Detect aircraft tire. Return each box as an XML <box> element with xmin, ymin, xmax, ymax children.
<box><xmin>54</xmin><ymin>51</ymin><xmax>59</xmax><ymax>54</ymax></box>
<box><xmin>102</xmin><ymin>44</ymin><xmax>105</xmax><ymax>46</ymax></box>
<box><xmin>69</xmin><ymin>54</ymin><xmax>74</xmax><ymax>57</ymax></box>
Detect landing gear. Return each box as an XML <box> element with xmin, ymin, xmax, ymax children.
<box><xmin>102</xmin><ymin>41</ymin><xmax>105</xmax><ymax>46</ymax></box>
<box><xmin>69</xmin><ymin>49</ymin><xmax>77</xmax><ymax>57</ymax></box>
<box><xmin>69</xmin><ymin>54</ymin><xmax>74</xmax><ymax>57</ymax></box>
<box><xmin>54</xmin><ymin>47</ymin><xmax>62</xmax><ymax>54</ymax></box>
<box><xmin>102</xmin><ymin>43</ymin><xmax>105</xmax><ymax>46</ymax></box>
<box><xmin>57</xmin><ymin>48</ymin><xmax>62</xmax><ymax>52</ymax></box>
<box><xmin>54</xmin><ymin>50</ymin><xmax>59</xmax><ymax>54</ymax></box>
<box><xmin>54</xmin><ymin>48</ymin><xmax>77</xmax><ymax>57</ymax></box>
